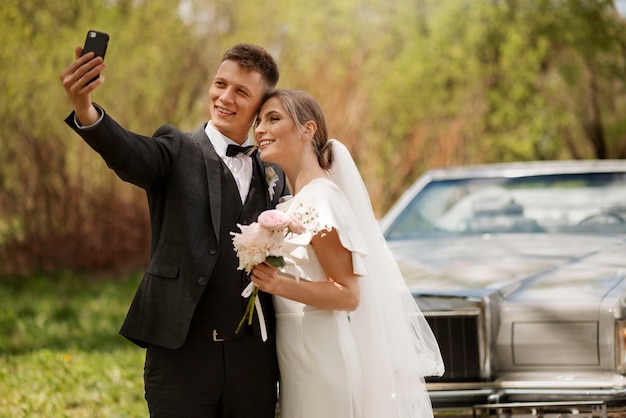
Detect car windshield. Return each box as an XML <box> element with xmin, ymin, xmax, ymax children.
<box><xmin>385</xmin><ymin>172</ymin><xmax>626</xmax><ymax>240</ymax></box>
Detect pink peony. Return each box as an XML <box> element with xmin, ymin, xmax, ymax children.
<box><xmin>287</xmin><ymin>216</ymin><xmax>306</xmax><ymax>234</ymax></box>
<box><xmin>258</xmin><ymin>209</ymin><xmax>290</xmax><ymax>230</ymax></box>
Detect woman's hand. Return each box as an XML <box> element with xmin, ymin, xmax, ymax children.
<box><xmin>250</xmin><ymin>262</ymin><xmax>282</xmax><ymax>294</ymax></box>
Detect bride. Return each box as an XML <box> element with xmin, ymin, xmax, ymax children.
<box><xmin>249</xmin><ymin>89</ymin><xmax>444</xmax><ymax>418</ymax></box>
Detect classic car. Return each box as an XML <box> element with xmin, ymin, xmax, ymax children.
<box><xmin>378</xmin><ymin>160</ymin><xmax>626</xmax><ymax>417</ymax></box>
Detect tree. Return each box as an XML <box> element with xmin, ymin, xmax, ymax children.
<box><xmin>2</xmin><ymin>0</ymin><xmax>626</xmax><ymax>276</ymax></box>
<box><xmin>0</xmin><ymin>0</ymin><xmax>211</xmax><ymax>276</ymax></box>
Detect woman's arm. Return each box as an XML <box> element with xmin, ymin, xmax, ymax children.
<box><xmin>250</xmin><ymin>228</ymin><xmax>360</xmax><ymax>311</ymax></box>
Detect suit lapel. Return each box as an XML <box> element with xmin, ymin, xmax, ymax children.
<box><xmin>189</xmin><ymin>124</ymin><xmax>222</xmax><ymax>241</ymax></box>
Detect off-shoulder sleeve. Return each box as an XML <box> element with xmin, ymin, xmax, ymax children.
<box><xmin>281</xmin><ymin>180</ymin><xmax>369</xmax><ymax>276</ymax></box>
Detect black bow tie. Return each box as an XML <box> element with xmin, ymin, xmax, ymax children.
<box><xmin>226</xmin><ymin>144</ymin><xmax>257</xmax><ymax>157</ymax></box>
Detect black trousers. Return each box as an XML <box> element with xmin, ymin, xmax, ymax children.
<box><xmin>144</xmin><ymin>334</ymin><xmax>278</xmax><ymax>418</ymax></box>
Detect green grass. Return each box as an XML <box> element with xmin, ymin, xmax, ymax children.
<box><xmin>0</xmin><ymin>272</ymin><xmax>147</xmax><ymax>417</ymax></box>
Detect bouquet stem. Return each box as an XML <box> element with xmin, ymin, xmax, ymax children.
<box><xmin>236</xmin><ymin>285</ymin><xmax>259</xmax><ymax>334</ymax></box>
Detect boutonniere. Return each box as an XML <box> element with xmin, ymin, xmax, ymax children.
<box><xmin>264</xmin><ymin>163</ymin><xmax>278</xmax><ymax>200</ymax></box>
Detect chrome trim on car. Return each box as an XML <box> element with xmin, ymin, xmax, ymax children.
<box><xmin>418</xmin><ymin>293</ymin><xmax>495</xmax><ymax>382</ymax></box>
<box><xmin>472</xmin><ymin>401</ymin><xmax>608</xmax><ymax>418</ymax></box>
<box><xmin>617</xmin><ymin>320</ymin><xmax>626</xmax><ymax>375</ymax></box>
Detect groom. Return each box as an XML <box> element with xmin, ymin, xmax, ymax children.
<box><xmin>59</xmin><ymin>42</ymin><xmax>287</xmax><ymax>417</ymax></box>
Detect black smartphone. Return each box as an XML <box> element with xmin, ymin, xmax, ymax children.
<box><xmin>80</xmin><ymin>30</ymin><xmax>109</xmax><ymax>84</ymax></box>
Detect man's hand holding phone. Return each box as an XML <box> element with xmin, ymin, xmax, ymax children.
<box><xmin>59</xmin><ymin>30</ymin><xmax>109</xmax><ymax>126</ymax></box>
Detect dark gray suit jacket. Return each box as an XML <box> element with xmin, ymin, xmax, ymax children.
<box><xmin>65</xmin><ymin>110</ymin><xmax>288</xmax><ymax>349</ymax></box>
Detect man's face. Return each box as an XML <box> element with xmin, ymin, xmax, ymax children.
<box><xmin>209</xmin><ymin>60</ymin><xmax>266</xmax><ymax>144</ymax></box>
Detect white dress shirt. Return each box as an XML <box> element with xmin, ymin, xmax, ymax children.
<box><xmin>205</xmin><ymin>121</ymin><xmax>253</xmax><ymax>203</ymax></box>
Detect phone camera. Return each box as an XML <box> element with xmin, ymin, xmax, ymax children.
<box><xmin>89</xmin><ymin>31</ymin><xmax>96</xmax><ymax>38</ymax></box>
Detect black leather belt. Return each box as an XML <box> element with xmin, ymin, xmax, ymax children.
<box><xmin>188</xmin><ymin>328</ymin><xmax>253</xmax><ymax>342</ymax></box>
<box><xmin>211</xmin><ymin>330</ymin><xmax>229</xmax><ymax>342</ymax></box>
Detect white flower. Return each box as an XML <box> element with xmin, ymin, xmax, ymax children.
<box><xmin>231</xmin><ymin>221</ymin><xmax>282</xmax><ymax>274</ymax></box>
<box><xmin>265</xmin><ymin>164</ymin><xmax>278</xmax><ymax>200</ymax></box>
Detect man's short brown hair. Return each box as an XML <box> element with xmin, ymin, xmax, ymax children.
<box><xmin>221</xmin><ymin>43</ymin><xmax>279</xmax><ymax>93</ymax></box>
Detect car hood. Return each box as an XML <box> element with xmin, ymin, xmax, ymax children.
<box><xmin>389</xmin><ymin>234</ymin><xmax>626</xmax><ymax>301</ymax></box>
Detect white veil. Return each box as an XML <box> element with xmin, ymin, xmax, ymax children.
<box><xmin>327</xmin><ymin>139</ymin><xmax>444</xmax><ymax>418</ymax></box>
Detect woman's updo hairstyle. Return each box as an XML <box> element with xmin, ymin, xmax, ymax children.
<box><xmin>263</xmin><ymin>90</ymin><xmax>333</xmax><ymax>169</ymax></box>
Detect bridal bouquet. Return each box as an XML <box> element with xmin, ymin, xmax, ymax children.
<box><xmin>231</xmin><ymin>209</ymin><xmax>304</xmax><ymax>339</ymax></box>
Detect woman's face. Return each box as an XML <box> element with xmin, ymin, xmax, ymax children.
<box><xmin>255</xmin><ymin>96</ymin><xmax>302</xmax><ymax>165</ymax></box>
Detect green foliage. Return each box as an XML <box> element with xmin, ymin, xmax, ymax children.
<box><xmin>0</xmin><ymin>273</ymin><xmax>146</xmax><ymax>417</ymax></box>
<box><xmin>0</xmin><ymin>348</ymin><xmax>145</xmax><ymax>417</ymax></box>
<box><xmin>0</xmin><ymin>272</ymin><xmax>139</xmax><ymax>354</ymax></box>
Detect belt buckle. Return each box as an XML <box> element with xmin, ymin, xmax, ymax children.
<box><xmin>212</xmin><ymin>330</ymin><xmax>225</xmax><ymax>342</ymax></box>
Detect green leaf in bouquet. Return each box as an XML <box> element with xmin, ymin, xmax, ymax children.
<box><xmin>266</xmin><ymin>255</ymin><xmax>285</xmax><ymax>268</ymax></box>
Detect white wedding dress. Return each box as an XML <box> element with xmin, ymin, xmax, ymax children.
<box><xmin>275</xmin><ymin>178</ymin><xmax>367</xmax><ymax>418</ymax></box>
<box><xmin>274</xmin><ymin>140</ymin><xmax>444</xmax><ymax>418</ymax></box>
